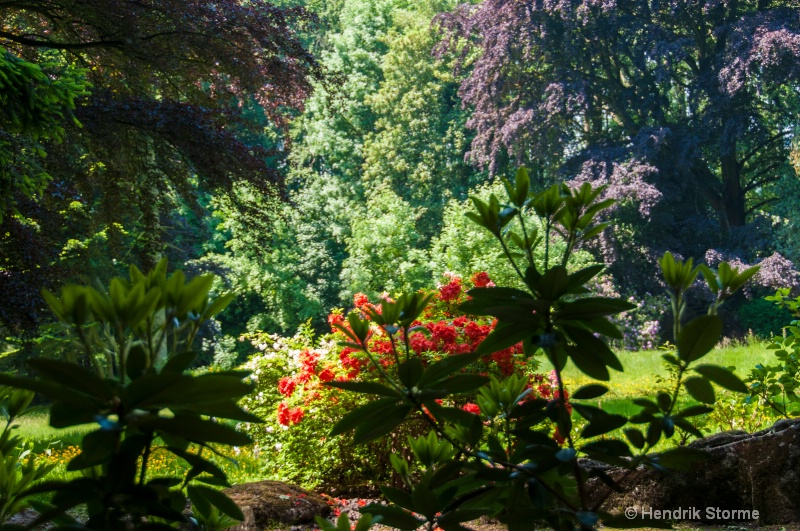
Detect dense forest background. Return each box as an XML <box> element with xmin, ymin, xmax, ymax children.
<box><xmin>3</xmin><ymin>0</ymin><xmax>800</xmax><ymax>368</ymax></box>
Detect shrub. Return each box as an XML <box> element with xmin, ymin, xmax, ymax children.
<box><xmin>239</xmin><ymin>273</ymin><xmax>547</xmax><ymax>489</ymax></box>
<box><xmin>0</xmin><ymin>261</ymin><xmax>256</xmax><ymax>530</ymax></box>
<box><xmin>321</xmin><ymin>169</ymin><xmax>759</xmax><ymax>531</ymax></box>
<box><xmin>737</xmin><ymin>297</ymin><xmax>792</xmax><ymax>339</ymax></box>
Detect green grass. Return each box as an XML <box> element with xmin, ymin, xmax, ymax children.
<box><xmin>7</xmin><ymin>411</ymin><xmax>91</xmax><ymax>452</ymax></box>
<box><xmin>545</xmin><ymin>340</ymin><xmax>776</xmax><ymax>399</ymax></box>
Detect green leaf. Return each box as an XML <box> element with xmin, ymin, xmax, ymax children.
<box><xmin>187</xmin><ymin>485</ymin><xmax>244</xmax><ymax>521</ymax></box>
<box><xmin>693</xmin><ymin>365</ymin><xmax>748</xmax><ymax>393</ymax></box>
<box><xmin>572</xmin><ymin>384</ymin><xmax>609</xmax><ymax>400</ymax></box>
<box><xmin>581</xmin><ymin>414</ymin><xmax>627</xmax><ymax>438</ymax></box>
<box><xmin>677</xmin><ymin>315</ymin><xmax>722</xmax><ymax>363</ymax></box>
<box><xmin>433</xmin><ymin>374</ymin><xmax>490</xmax><ymax>394</ymax></box>
<box><xmin>26</xmin><ymin>359</ymin><xmax>113</xmax><ymax>401</ymax></box>
<box><xmin>623</xmin><ymin>428</ymin><xmax>645</xmax><ymax>449</ymax></box>
<box><xmin>566</xmin><ymin>345</ymin><xmax>609</xmax><ymax>381</ymax></box>
<box><xmin>362</xmin><ymin>504</ymin><xmax>424</xmax><ymax>530</ymax></box>
<box><xmin>329</xmin><ymin>397</ymin><xmax>403</xmax><ymax>437</ymax></box>
<box><xmin>418</xmin><ymin>352</ymin><xmax>481</xmax><ymax>387</ymax></box>
<box><xmin>379</xmin><ymin>486</ymin><xmax>415</xmax><ymax>512</ymax></box>
<box><xmin>475</xmin><ymin>321</ymin><xmax>535</xmax><ymax>355</ymax></box>
<box><xmin>398</xmin><ymin>358</ymin><xmax>424</xmax><ymax>388</ymax></box>
<box><xmin>353</xmin><ymin>405</ymin><xmax>412</xmax><ymax>444</ymax></box>
<box><xmin>683</xmin><ymin>377</ymin><xmax>715</xmax><ymax>404</ymax></box>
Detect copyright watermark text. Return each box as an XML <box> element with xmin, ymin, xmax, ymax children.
<box><xmin>625</xmin><ymin>507</ymin><xmax>760</xmax><ymax>521</ymax></box>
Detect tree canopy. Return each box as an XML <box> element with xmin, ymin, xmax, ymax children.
<box><xmin>438</xmin><ymin>0</ymin><xmax>800</xmax><ymax>240</ymax></box>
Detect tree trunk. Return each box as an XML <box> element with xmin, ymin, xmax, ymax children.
<box><xmin>720</xmin><ymin>151</ymin><xmax>746</xmax><ymax>230</ymax></box>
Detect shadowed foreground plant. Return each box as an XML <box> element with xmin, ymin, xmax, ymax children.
<box><xmin>319</xmin><ymin>168</ymin><xmax>759</xmax><ymax>531</ymax></box>
<box><xmin>0</xmin><ymin>261</ymin><xmax>259</xmax><ymax>531</ymax></box>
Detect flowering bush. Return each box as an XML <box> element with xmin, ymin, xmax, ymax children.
<box><xmin>321</xmin><ymin>171</ymin><xmax>758</xmax><ymax>531</ymax></box>
<box><xmin>238</xmin><ymin>272</ymin><xmax>549</xmax><ymax>488</ymax></box>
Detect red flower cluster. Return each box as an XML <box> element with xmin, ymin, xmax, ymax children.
<box><xmin>470</xmin><ymin>271</ymin><xmax>494</xmax><ymax>288</ymax></box>
<box><xmin>462</xmin><ymin>403</ymin><xmax>481</xmax><ymax>415</ymax></box>
<box><xmin>278</xmin><ymin>376</ymin><xmax>296</xmax><ymax>397</ymax></box>
<box><xmin>277</xmin><ymin>402</ymin><xmax>304</xmax><ymax>426</ymax></box>
<box><xmin>438</xmin><ymin>277</ymin><xmax>462</xmax><ymax>302</ymax></box>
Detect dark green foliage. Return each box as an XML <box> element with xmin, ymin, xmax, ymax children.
<box><xmin>0</xmin><ymin>262</ymin><xmax>258</xmax><ymax>530</ymax></box>
<box><xmin>738</xmin><ymin>297</ymin><xmax>793</xmax><ymax>338</ymax></box>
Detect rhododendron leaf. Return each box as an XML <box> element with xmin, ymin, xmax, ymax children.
<box><xmin>462</xmin><ymin>286</ymin><xmax>532</xmax><ymax>308</ymax></box>
<box><xmin>555</xmin><ymin>297</ymin><xmax>635</xmax><ymax>320</ymax></box>
<box><xmin>170</xmin><ymin>447</ymin><xmax>228</xmax><ymax>481</ymax></box>
<box><xmin>565</xmin><ymin>265</ymin><xmax>605</xmax><ymax>294</ymax></box>
<box><xmin>397</xmin><ymin>292</ymin><xmax>432</xmax><ymax>326</ymax></box>
<box><xmin>186</xmin><ymin>401</ymin><xmax>263</xmax><ymax>423</ymax></box>
<box><xmin>624</xmin><ymin>428</ymin><xmax>646</xmax><ymax>449</ymax></box>
<box><xmin>699</xmin><ymin>265</ymin><xmax>720</xmax><ymax>294</ymax></box>
<box><xmin>572</xmin><ymin>384</ymin><xmax>609</xmax><ymax>400</ymax></box>
<box><xmin>417</xmin><ymin>352</ymin><xmax>481</xmax><ymax>388</ymax></box>
<box><xmin>325</xmin><ymin>380</ymin><xmax>400</xmax><ymax>398</ymax></box>
<box><xmin>329</xmin><ymin>397</ymin><xmax>403</xmax><ymax>437</ymax></box>
<box><xmin>676</xmin><ymin>315</ymin><xmax>722</xmax><ymax>362</ymax></box>
<box><xmin>693</xmin><ymin>364</ymin><xmax>747</xmax><ymax>393</ymax></box>
<box><xmin>581</xmin><ymin>317</ymin><xmax>624</xmax><ymax>340</ymax></box>
<box><xmin>27</xmin><ymin>359</ymin><xmax>114</xmax><ymax>401</ymax></box>
<box><xmin>566</xmin><ymin>345</ymin><xmax>609</xmax><ymax>381</ymax></box>
<box><xmin>683</xmin><ymin>377</ymin><xmax>715</xmax><ymax>404</ymax></box>
<box><xmin>188</xmin><ymin>485</ymin><xmax>243</xmax><ymax>521</ymax></box>
<box><xmin>561</xmin><ymin>326</ymin><xmax>622</xmax><ymax>371</ymax></box>
<box><xmin>580</xmin><ymin>413</ymin><xmax>627</xmax><ymax>438</ymax></box>
<box><xmin>161</xmin><ymin>349</ymin><xmax>197</xmax><ymax>374</ymax></box>
<box><xmin>727</xmin><ymin>264</ymin><xmax>760</xmax><ymax>293</ymax></box>
<box><xmin>674</xmin><ymin>404</ymin><xmax>714</xmax><ymax>418</ymax></box>
<box><xmin>399</xmin><ymin>358</ymin><xmax>424</xmax><ymax>388</ymax></box>
<box><xmin>434</xmin><ymin>374</ymin><xmax>490</xmax><ymax>394</ymax></box>
<box><xmin>537</xmin><ymin>266</ymin><xmax>568</xmax><ymax>300</ymax></box>
<box><xmin>140</xmin><ymin>415</ymin><xmax>252</xmax><ymax>446</ymax></box>
<box><xmin>361</xmin><ymin>504</ymin><xmax>423</xmax><ymax>531</ymax></box>
<box><xmin>0</xmin><ymin>373</ymin><xmax>99</xmax><ymax>411</ymax></box>
<box><xmin>353</xmin><ymin>405</ymin><xmax>412</xmax><ymax>444</ymax></box>
<box><xmin>475</xmin><ymin>321</ymin><xmax>534</xmax><ymax>355</ymax></box>
<box><xmin>379</xmin><ymin>486</ymin><xmax>415</xmax><ymax>512</ymax></box>
<box><xmin>652</xmin><ymin>447</ymin><xmax>707</xmax><ymax>470</ymax></box>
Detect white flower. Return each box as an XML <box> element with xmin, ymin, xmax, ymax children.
<box><xmin>275</xmin><ymin>443</ymin><xmax>283</xmax><ymax>451</ymax></box>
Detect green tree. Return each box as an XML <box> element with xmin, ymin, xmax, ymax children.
<box><xmin>340</xmin><ymin>185</ymin><xmax>432</xmax><ymax>298</ymax></box>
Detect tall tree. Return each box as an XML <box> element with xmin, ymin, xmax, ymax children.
<box><xmin>0</xmin><ymin>0</ymin><xmax>320</xmax><ymax>333</ymax></box>
<box><xmin>439</xmin><ymin>0</ymin><xmax>800</xmax><ymax>239</ymax></box>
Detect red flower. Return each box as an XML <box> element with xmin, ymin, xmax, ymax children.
<box><xmin>328</xmin><ymin>312</ymin><xmax>345</xmax><ymax>332</ymax></box>
<box><xmin>278</xmin><ymin>377</ymin><xmax>296</xmax><ymax>397</ymax></box>
<box><xmin>470</xmin><ymin>271</ymin><xmax>493</xmax><ymax>288</ymax></box>
<box><xmin>354</xmin><ymin>293</ymin><xmax>370</xmax><ymax>308</ymax></box>
<box><xmin>288</xmin><ymin>407</ymin><xmax>305</xmax><ymax>424</ymax></box>
<box><xmin>452</xmin><ymin>316</ymin><xmax>468</xmax><ymax>327</ymax></box>
<box><xmin>410</xmin><ymin>332</ymin><xmax>434</xmax><ymax>354</ymax></box>
<box><xmin>318</xmin><ymin>368</ymin><xmax>336</xmax><ymax>382</ymax></box>
<box><xmin>277</xmin><ymin>402</ymin><xmax>291</xmax><ymax>426</ymax></box>
<box><xmin>462</xmin><ymin>403</ymin><xmax>481</xmax><ymax>415</ymax></box>
<box><xmin>438</xmin><ymin>277</ymin><xmax>462</xmax><ymax>302</ymax></box>
<box><xmin>428</xmin><ymin>321</ymin><xmax>458</xmax><ymax>345</ymax></box>
<box><xmin>300</xmin><ymin>350</ymin><xmax>320</xmax><ymax>373</ymax></box>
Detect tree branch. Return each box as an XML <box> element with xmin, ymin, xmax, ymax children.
<box><xmin>0</xmin><ymin>30</ymin><xmax>124</xmax><ymax>50</ymax></box>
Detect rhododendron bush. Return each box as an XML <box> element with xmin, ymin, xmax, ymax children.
<box><xmin>239</xmin><ymin>272</ymin><xmax>549</xmax><ymax>488</ymax></box>
<box><xmin>314</xmin><ymin>169</ymin><xmax>759</xmax><ymax>531</ymax></box>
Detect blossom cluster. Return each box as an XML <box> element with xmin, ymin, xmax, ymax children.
<box><xmin>272</xmin><ymin>272</ymin><xmax>538</xmax><ymax>427</ymax></box>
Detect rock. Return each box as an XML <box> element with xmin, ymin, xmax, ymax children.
<box><xmin>223</xmin><ymin>480</ymin><xmax>331</xmax><ymax>529</ymax></box>
<box><xmin>587</xmin><ymin>418</ymin><xmax>800</xmax><ymax>524</ymax></box>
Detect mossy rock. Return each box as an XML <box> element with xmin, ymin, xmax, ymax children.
<box><xmin>224</xmin><ymin>480</ymin><xmax>331</xmax><ymax>528</ymax></box>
